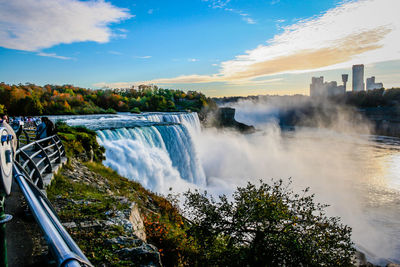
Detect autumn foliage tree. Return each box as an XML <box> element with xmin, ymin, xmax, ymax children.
<box><xmin>0</xmin><ymin>82</ymin><xmax>216</xmax><ymax>116</ymax></box>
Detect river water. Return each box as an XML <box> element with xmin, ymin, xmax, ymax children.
<box><xmin>57</xmin><ymin>111</ymin><xmax>400</xmax><ymax>265</ymax></box>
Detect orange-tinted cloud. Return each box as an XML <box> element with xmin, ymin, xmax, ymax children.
<box><xmin>227</xmin><ymin>27</ymin><xmax>390</xmax><ymax>80</ymax></box>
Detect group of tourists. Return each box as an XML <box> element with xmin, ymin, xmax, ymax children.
<box><xmin>9</xmin><ymin>116</ymin><xmax>40</xmax><ymax>128</ymax></box>
<box><xmin>0</xmin><ymin>113</ymin><xmax>55</xmax><ymax>142</ymax></box>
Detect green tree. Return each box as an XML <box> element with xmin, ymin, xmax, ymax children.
<box><xmin>0</xmin><ymin>104</ymin><xmax>5</xmax><ymax>114</ymax></box>
<box><xmin>184</xmin><ymin>180</ymin><xmax>355</xmax><ymax>267</ymax></box>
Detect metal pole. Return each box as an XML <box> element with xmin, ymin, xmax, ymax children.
<box><xmin>0</xmin><ymin>196</ymin><xmax>12</xmax><ymax>267</ymax></box>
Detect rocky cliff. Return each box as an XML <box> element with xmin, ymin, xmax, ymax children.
<box><xmin>47</xmin><ymin>159</ymin><xmax>163</xmax><ymax>266</ymax></box>
<box><xmin>209</xmin><ymin>107</ymin><xmax>255</xmax><ymax>133</ymax></box>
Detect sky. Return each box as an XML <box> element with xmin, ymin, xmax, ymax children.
<box><xmin>0</xmin><ymin>0</ymin><xmax>399</xmax><ymax>97</ymax></box>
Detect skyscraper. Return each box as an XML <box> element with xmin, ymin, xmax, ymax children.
<box><xmin>342</xmin><ymin>74</ymin><xmax>348</xmax><ymax>93</ymax></box>
<box><xmin>352</xmin><ymin>64</ymin><xmax>364</xmax><ymax>92</ymax></box>
<box><xmin>366</xmin><ymin>76</ymin><xmax>384</xmax><ymax>90</ymax></box>
<box><xmin>309</xmin><ymin>75</ymin><xmax>347</xmax><ymax>97</ymax></box>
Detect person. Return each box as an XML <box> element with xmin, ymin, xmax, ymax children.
<box><xmin>35</xmin><ymin>117</ymin><xmax>48</xmax><ymax>140</ymax></box>
<box><xmin>0</xmin><ymin>114</ymin><xmax>17</xmax><ymax>157</ymax></box>
<box><xmin>45</xmin><ymin>118</ymin><xmax>55</xmax><ymax>137</ymax></box>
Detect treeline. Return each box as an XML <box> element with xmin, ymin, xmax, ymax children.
<box><xmin>331</xmin><ymin>88</ymin><xmax>400</xmax><ymax>108</ymax></box>
<box><xmin>0</xmin><ymin>83</ymin><xmax>217</xmax><ymax>116</ymax></box>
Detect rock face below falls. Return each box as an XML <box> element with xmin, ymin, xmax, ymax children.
<box><xmin>47</xmin><ymin>159</ymin><xmax>163</xmax><ymax>267</ymax></box>
<box><xmin>215</xmin><ymin>107</ymin><xmax>255</xmax><ymax>133</ymax></box>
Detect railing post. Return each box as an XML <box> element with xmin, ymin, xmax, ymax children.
<box><xmin>19</xmin><ymin>150</ymin><xmax>43</xmax><ymax>188</ymax></box>
<box><xmin>55</xmin><ymin>135</ymin><xmax>65</xmax><ymax>156</ymax></box>
<box><xmin>0</xmin><ymin>196</ymin><xmax>12</xmax><ymax>267</ymax></box>
<box><xmin>52</xmin><ymin>136</ymin><xmax>62</xmax><ymax>164</ymax></box>
<box><xmin>36</xmin><ymin>142</ymin><xmax>53</xmax><ymax>173</ymax></box>
<box><xmin>24</xmin><ymin>130</ymin><xmax>30</xmax><ymax>144</ymax></box>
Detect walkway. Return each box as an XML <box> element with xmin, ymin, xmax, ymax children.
<box><xmin>5</xmin><ymin>131</ymin><xmax>67</xmax><ymax>266</ymax></box>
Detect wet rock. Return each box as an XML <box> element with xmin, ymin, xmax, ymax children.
<box><xmin>129</xmin><ymin>202</ymin><xmax>147</xmax><ymax>241</ymax></box>
<box><xmin>117</xmin><ymin>243</ymin><xmax>162</xmax><ymax>267</ymax></box>
<box><xmin>107</xmin><ymin>236</ymin><xmax>143</xmax><ymax>247</ymax></box>
<box><xmin>353</xmin><ymin>250</ymin><xmax>379</xmax><ymax>267</ymax></box>
<box><xmin>215</xmin><ymin>107</ymin><xmax>255</xmax><ymax>134</ymax></box>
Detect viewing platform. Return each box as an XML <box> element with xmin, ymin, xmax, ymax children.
<box><xmin>2</xmin><ymin>126</ymin><xmax>90</xmax><ymax>267</ymax></box>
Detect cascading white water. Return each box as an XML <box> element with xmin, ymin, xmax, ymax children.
<box><xmin>144</xmin><ymin>112</ymin><xmax>202</xmax><ymax>133</ymax></box>
<box><xmin>96</xmin><ymin>113</ymin><xmax>205</xmax><ymax>192</ymax></box>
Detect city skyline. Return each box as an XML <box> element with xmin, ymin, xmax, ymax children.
<box><xmin>310</xmin><ymin>64</ymin><xmax>385</xmax><ymax>97</ymax></box>
<box><xmin>1</xmin><ymin>0</ymin><xmax>400</xmax><ymax>97</ymax></box>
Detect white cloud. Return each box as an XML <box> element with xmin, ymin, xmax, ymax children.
<box><xmin>37</xmin><ymin>52</ymin><xmax>74</xmax><ymax>60</ymax></box>
<box><xmin>188</xmin><ymin>58</ymin><xmax>198</xmax><ymax>62</ymax></box>
<box><xmin>242</xmin><ymin>17</ymin><xmax>256</xmax><ymax>24</ymax></box>
<box><xmin>220</xmin><ymin>0</ymin><xmax>400</xmax><ymax>78</ymax></box>
<box><xmin>204</xmin><ymin>1</ymin><xmax>256</xmax><ymax>25</ymax></box>
<box><xmin>202</xmin><ymin>0</ymin><xmax>230</xmax><ymax>9</ymax></box>
<box><xmin>96</xmin><ymin>0</ymin><xmax>400</xmax><ymax>87</ymax></box>
<box><xmin>109</xmin><ymin>51</ymin><xmax>123</xmax><ymax>55</ymax></box>
<box><xmin>135</xmin><ymin>56</ymin><xmax>152</xmax><ymax>59</ymax></box>
<box><xmin>0</xmin><ymin>0</ymin><xmax>133</xmax><ymax>52</ymax></box>
<box><xmin>116</xmin><ymin>28</ymin><xmax>129</xmax><ymax>33</ymax></box>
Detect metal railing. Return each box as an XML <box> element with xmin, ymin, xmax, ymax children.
<box><xmin>17</xmin><ymin>128</ymin><xmax>36</xmax><ymax>147</ymax></box>
<box><xmin>13</xmin><ymin>164</ymin><xmax>92</xmax><ymax>267</ymax></box>
<box><xmin>15</xmin><ymin>135</ymin><xmax>66</xmax><ymax>189</ymax></box>
<box><xmin>11</xmin><ymin>129</ymin><xmax>92</xmax><ymax>266</ymax></box>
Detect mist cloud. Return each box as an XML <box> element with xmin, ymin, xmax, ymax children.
<box><xmin>192</xmin><ymin>99</ymin><xmax>397</xmax><ymax>263</ymax></box>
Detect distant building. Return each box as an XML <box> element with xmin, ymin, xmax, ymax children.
<box><xmin>310</xmin><ymin>75</ymin><xmax>347</xmax><ymax>97</ymax></box>
<box><xmin>366</xmin><ymin>76</ymin><xmax>383</xmax><ymax>90</ymax></box>
<box><xmin>310</xmin><ymin>77</ymin><xmax>324</xmax><ymax>97</ymax></box>
<box><xmin>342</xmin><ymin>74</ymin><xmax>348</xmax><ymax>91</ymax></box>
<box><xmin>352</xmin><ymin>64</ymin><xmax>365</xmax><ymax>91</ymax></box>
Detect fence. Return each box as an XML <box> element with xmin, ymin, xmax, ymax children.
<box><xmin>15</xmin><ymin>134</ymin><xmax>66</xmax><ymax>189</ymax></box>
<box><xmin>13</xmin><ymin>164</ymin><xmax>92</xmax><ymax>267</ymax></box>
<box><xmin>6</xmin><ymin>126</ymin><xmax>92</xmax><ymax>266</ymax></box>
<box><xmin>17</xmin><ymin>128</ymin><xmax>36</xmax><ymax>147</ymax></box>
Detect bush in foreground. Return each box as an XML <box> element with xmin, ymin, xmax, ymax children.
<box><xmin>183</xmin><ymin>180</ymin><xmax>355</xmax><ymax>266</ymax></box>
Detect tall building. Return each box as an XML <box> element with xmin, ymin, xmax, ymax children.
<box><xmin>342</xmin><ymin>74</ymin><xmax>348</xmax><ymax>91</ymax></box>
<box><xmin>310</xmin><ymin>75</ymin><xmax>347</xmax><ymax>97</ymax></box>
<box><xmin>310</xmin><ymin>76</ymin><xmax>324</xmax><ymax>97</ymax></box>
<box><xmin>366</xmin><ymin>76</ymin><xmax>383</xmax><ymax>90</ymax></box>
<box><xmin>352</xmin><ymin>64</ymin><xmax>365</xmax><ymax>92</ymax></box>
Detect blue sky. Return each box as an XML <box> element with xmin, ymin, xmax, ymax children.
<box><xmin>1</xmin><ymin>0</ymin><xmax>399</xmax><ymax>96</ymax></box>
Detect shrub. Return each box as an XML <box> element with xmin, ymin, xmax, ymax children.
<box><xmin>183</xmin><ymin>179</ymin><xmax>355</xmax><ymax>266</ymax></box>
<box><xmin>56</xmin><ymin>121</ymin><xmax>105</xmax><ymax>162</ymax></box>
<box><xmin>130</xmin><ymin>107</ymin><xmax>141</xmax><ymax>114</ymax></box>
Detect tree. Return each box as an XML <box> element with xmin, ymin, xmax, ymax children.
<box><xmin>0</xmin><ymin>104</ymin><xmax>5</xmax><ymax>114</ymax></box>
<box><xmin>183</xmin><ymin>180</ymin><xmax>355</xmax><ymax>267</ymax></box>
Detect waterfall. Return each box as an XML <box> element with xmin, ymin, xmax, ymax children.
<box><xmin>144</xmin><ymin>112</ymin><xmax>201</xmax><ymax>132</ymax></box>
<box><xmin>96</xmin><ymin>113</ymin><xmax>205</xmax><ymax>192</ymax></box>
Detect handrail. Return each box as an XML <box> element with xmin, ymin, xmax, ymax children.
<box><xmin>15</xmin><ymin>134</ymin><xmax>66</xmax><ymax>189</ymax></box>
<box><xmin>13</xmin><ymin>165</ymin><xmax>92</xmax><ymax>267</ymax></box>
<box><xmin>17</xmin><ymin>128</ymin><xmax>36</xmax><ymax>147</ymax></box>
